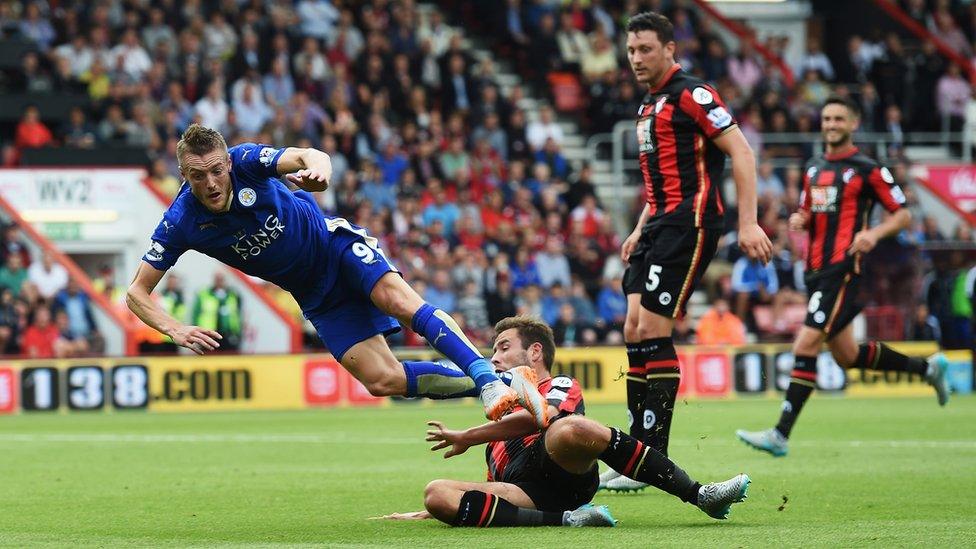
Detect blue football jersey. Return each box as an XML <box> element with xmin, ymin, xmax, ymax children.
<box><xmin>143</xmin><ymin>143</ymin><xmax>338</xmax><ymax>305</ymax></box>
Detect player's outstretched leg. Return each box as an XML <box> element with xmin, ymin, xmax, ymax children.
<box><xmin>852</xmin><ymin>342</ymin><xmax>951</xmax><ymax>406</ymax></box>
<box><xmin>371</xmin><ymin>274</ymin><xmax>544</xmax><ymax>423</ymax></box>
<box><xmin>597</xmin><ymin>427</ymin><xmax>749</xmax><ymax>519</ymax></box>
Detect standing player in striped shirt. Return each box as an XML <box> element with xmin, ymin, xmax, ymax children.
<box><xmin>602</xmin><ymin>12</ymin><xmax>772</xmax><ymax>491</ymax></box>
<box><xmin>736</xmin><ymin>97</ymin><xmax>951</xmax><ymax>457</ymax></box>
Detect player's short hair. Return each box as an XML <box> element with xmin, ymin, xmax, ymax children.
<box><xmin>177</xmin><ymin>124</ymin><xmax>228</xmax><ymax>164</ymax></box>
<box><xmin>823</xmin><ymin>96</ymin><xmax>860</xmax><ymax>118</ymax></box>
<box><xmin>494</xmin><ymin>315</ymin><xmax>556</xmax><ymax>368</ymax></box>
<box><xmin>626</xmin><ymin>11</ymin><xmax>674</xmax><ymax>44</ymax></box>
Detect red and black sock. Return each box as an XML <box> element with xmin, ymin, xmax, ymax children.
<box><xmin>453</xmin><ymin>490</ymin><xmax>564</xmax><ymax>527</ymax></box>
<box><xmin>625</xmin><ymin>342</ymin><xmax>648</xmax><ymax>440</ymax></box>
<box><xmin>641</xmin><ymin>337</ymin><xmax>680</xmax><ymax>455</ymax></box>
<box><xmin>774</xmin><ymin>355</ymin><xmax>818</xmax><ymax>439</ymax></box>
<box><xmin>855</xmin><ymin>342</ymin><xmax>928</xmax><ymax>375</ymax></box>
<box><xmin>598</xmin><ymin>427</ymin><xmax>700</xmax><ymax>504</ymax></box>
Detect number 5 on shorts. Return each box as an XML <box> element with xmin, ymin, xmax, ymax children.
<box><xmin>645</xmin><ymin>264</ymin><xmax>662</xmax><ymax>292</ymax></box>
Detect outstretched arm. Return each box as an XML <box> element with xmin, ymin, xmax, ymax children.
<box><xmin>276</xmin><ymin>147</ymin><xmax>333</xmax><ymax>192</ymax></box>
<box><xmin>126</xmin><ymin>262</ymin><xmax>222</xmax><ymax>355</ymax></box>
<box><xmin>427</xmin><ymin>405</ymin><xmax>560</xmax><ymax>458</ymax></box>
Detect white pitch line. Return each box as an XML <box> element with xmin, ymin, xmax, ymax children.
<box><xmin>0</xmin><ymin>433</ymin><xmax>419</xmax><ymax>444</ymax></box>
<box><xmin>0</xmin><ymin>433</ymin><xmax>973</xmax><ymax>449</ymax></box>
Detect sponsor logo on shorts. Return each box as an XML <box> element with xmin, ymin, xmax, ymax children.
<box><xmin>814</xmin><ymin>311</ymin><xmax>826</xmax><ymax>324</ymax></box>
<box><xmin>659</xmin><ymin>292</ymin><xmax>672</xmax><ymax>306</ymax></box>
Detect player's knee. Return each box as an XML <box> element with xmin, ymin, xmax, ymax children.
<box><xmin>547</xmin><ymin>416</ymin><xmax>601</xmax><ymax>452</ymax></box>
<box><xmin>423</xmin><ymin>480</ymin><xmax>455</xmax><ymax>520</ymax></box>
<box><xmin>362</xmin><ymin>374</ymin><xmax>401</xmax><ymax>397</ymax></box>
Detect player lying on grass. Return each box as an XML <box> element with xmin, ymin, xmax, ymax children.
<box><xmin>383</xmin><ymin>315</ymin><xmax>750</xmax><ymax>527</ymax></box>
<box><xmin>126</xmin><ymin>124</ymin><xmax>546</xmax><ymax>426</ymax></box>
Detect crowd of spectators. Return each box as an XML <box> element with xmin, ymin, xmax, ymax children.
<box><xmin>0</xmin><ymin>0</ymin><xmax>974</xmax><ymax>350</ymax></box>
<box><xmin>0</xmin><ymin>222</ymin><xmax>104</xmax><ymax>358</ymax></box>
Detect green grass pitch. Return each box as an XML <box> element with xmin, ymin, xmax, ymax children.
<box><xmin>1</xmin><ymin>396</ymin><xmax>974</xmax><ymax>547</ymax></box>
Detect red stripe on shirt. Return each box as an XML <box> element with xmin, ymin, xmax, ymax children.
<box><xmin>832</xmin><ymin>173</ymin><xmax>863</xmax><ymax>265</ymax></box>
<box><xmin>654</xmin><ymin>103</ymin><xmax>682</xmax><ymax>214</ymax></box>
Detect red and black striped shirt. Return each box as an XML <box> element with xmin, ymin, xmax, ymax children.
<box><xmin>637</xmin><ymin>64</ymin><xmax>735</xmax><ymax>229</ymax></box>
<box><xmin>485</xmin><ymin>374</ymin><xmax>584</xmax><ymax>483</ymax></box>
<box><xmin>798</xmin><ymin>147</ymin><xmax>906</xmax><ymax>273</ymax></box>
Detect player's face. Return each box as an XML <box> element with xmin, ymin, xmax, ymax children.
<box><xmin>490</xmin><ymin>328</ymin><xmax>530</xmax><ymax>373</ymax></box>
<box><xmin>820</xmin><ymin>103</ymin><xmax>859</xmax><ymax>148</ymax></box>
<box><xmin>627</xmin><ymin>30</ymin><xmax>675</xmax><ymax>86</ymax></box>
<box><xmin>180</xmin><ymin>149</ymin><xmax>233</xmax><ymax>213</ymax></box>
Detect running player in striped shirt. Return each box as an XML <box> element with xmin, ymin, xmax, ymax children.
<box><xmin>736</xmin><ymin>97</ymin><xmax>951</xmax><ymax>457</ymax></box>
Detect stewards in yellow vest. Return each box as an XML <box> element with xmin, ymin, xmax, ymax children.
<box><xmin>193</xmin><ymin>272</ymin><xmax>242</xmax><ymax>351</ymax></box>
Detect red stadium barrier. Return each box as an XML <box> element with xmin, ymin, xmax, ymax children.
<box><xmin>870</xmin><ymin>0</ymin><xmax>976</xmax><ymax>85</ymax></box>
<box><xmin>140</xmin><ymin>177</ymin><xmax>303</xmax><ymax>353</ymax></box>
<box><xmin>690</xmin><ymin>0</ymin><xmax>796</xmax><ymax>88</ymax></box>
<box><xmin>0</xmin><ymin>194</ymin><xmax>138</xmax><ymax>355</ymax></box>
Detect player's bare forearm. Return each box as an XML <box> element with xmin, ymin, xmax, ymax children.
<box><xmin>872</xmin><ymin>208</ymin><xmax>912</xmax><ymax>239</ymax></box>
<box><xmin>126</xmin><ymin>262</ymin><xmax>179</xmax><ymax>337</ymax></box>
<box><xmin>462</xmin><ymin>406</ymin><xmax>559</xmax><ymax>445</ymax></box>
<box><xmin>277</xmin><ymin>147</ymin><xmax>332</xmax><ymax>192</ymax></box>
<box><xmin>632</xmin><ymin>203</ymin><xmax>650</xmax><ymax>234</ymax></box>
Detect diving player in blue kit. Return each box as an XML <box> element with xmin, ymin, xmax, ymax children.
<box><xmin>126</xmin><ymin>124</ymin><xmax>547</xmax><ymax>425</ymax></box>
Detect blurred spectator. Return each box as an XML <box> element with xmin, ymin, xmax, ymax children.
<box><xmin>796</xmin><ymin>38</ymin><xmax>834</xmax><ymax>81</ymax></box>
<box><xmin>193</xmin><ymin>273</ymin><xmax>242</xmax><ymax>351</ymax></box>
<box><xmin>60</xmin><ymin>107</ymin><xmax>98</xmax><ymax>149</ymax></box>
<box><xmin>456</xmin><ymin>280</ymin><xmax>489</xmax><ymax>334</ymax></box>
<box><xmin>53</xmin><ymin>278</ymin><xmax>101</xmax><ymax>352</ymax></box>
<box><xmin>422</xmin><ymin>187</ymin><xmax>461</xmax><ymax>236</ymax></box>
<box><xmin>730</xmin><ymin>257</ymin><xmax>779</xmax><ymax>326</ymax></box>
<box><xmin>485</xmin><ymin>274</ymin><xmax>518</xmax><ymax>326</ymax></box>
<box><xmin>580</xmin><ymin>28</ymin><xmax>617</xmax><ymax>82</ymax></box>
<box><xmin>15</xmin><ymin>105</ymin><xmax>54</xmax><ymax>153</ymax></box>
<box><xmin>536</xmin><ymin>237</ymin><xmax>571</xmax><ymax>289</ymax></box>
<box><xmin>569</xmin><ymin>278</ymin><xmax>598</xmax><ymax>327</ymax></box>
<box><xmin>195</xmin><ymin>81</ymin><xmax>229</xmax><ymax>132</ymax></box>
<box><xmin>597</xmin><ymin>275</ymin><xmax>626</xmax><ymax>328</ymax></box>
<box><xmin>556</xmin><ymin>11</ymin><xmax>589</xmax><ymax>70</ymax></box>
<box><xmin>552</xmin><ymin>302</ymin><xmax>585</xmax><ymax>346</ymax></box>
<box><xmin>510</xmin><ymin>247</ymin><xmax>542</xmax><ymax>290</ymax></box>
<box><xmin>19</xmin><ymin>3</ymin><xmax>55</xmax><ymax>51</ymax></box>
<box><xmin>149</xmin><ymin>159</ymin><xmax>181</xmax><ymax>198</ymax></box>
<box><xmin>526</xmin><ymin>105</ymin><xmax>564</xmax><ymax>151</ymax></box>
<box><xmin>1</xmin><ymin>225</ymin><xmax>31</xmax><ymax>268</ymax></box>
<box><xmin>909</xmin><ymin>303</ymin><xmax>942</xmax><ymax>341</ymax></box>
<box><xmin>21</xmin><ymin>306</ymin><xmax>58</xmax><ymax>359</ymax></box>
<box><xmin>424</xmin><ymin>270</ymin><xmax>457</xmax><ymax>313</ymax></box>
<box><xmin>0</xmin><ymin>255</ymin><xmax>28</xmax><ymax>298</ymax></box>
<box><xmin>541</xmin><ymin>283</ymin><xmax>569</xmax><ymax>325</ymax></box>
<box><xmin>756</xmin><ymin>160</ymin><xmax>785</xmax><ymax>198</ymax></box>
<box><xmin>53</xmin><ymin>309</ymin><xmax>89</xmax><ymax>357</ymax></box>
<box><xmin>27</xmin><ymin>252</ymin><xmax>68</xmax><ymax>300</ymax></box>
<box><xmin>111</xmin><ymin>28</ymin><xmax>152</xmax><ymax>80</ymax></box>
<box><xmin>937</xmin><ymin>63</ymin><xmax>971</xmax><ymax>133</ymax></box>
<box><xmin>696</xmin><ymin>298</ymin><xmax>747</xmax><ymax>345</ymax></box>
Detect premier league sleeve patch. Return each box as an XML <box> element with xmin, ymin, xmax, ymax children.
<box><xmin>258</xmin><ymin>147</ymin><xmax>279</xmax><ymax>167</ymax></box>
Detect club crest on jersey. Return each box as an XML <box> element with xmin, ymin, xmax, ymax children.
<box><xmin>842</xmin><ymin>168</ymin><xmax>856</xmax><ymax>183</ymax></box>
<box><xmin>692</xmin><ymin>87</ymin><xmax>713</xmax><ymax>105</ymax></box>
<box><xmin>231</xmin><ymin>214</ymin><xmax>286</xmax><ymax>260</ymax></box>
<box><xmin>238</xmin><ymin>187</ymin><xmax>257</xmax><ymax>207</ymax></box>
<box><xmin>655</xmin><ymin>96</ymin><xmax>667</xmax><ymax>113</ymax></box>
